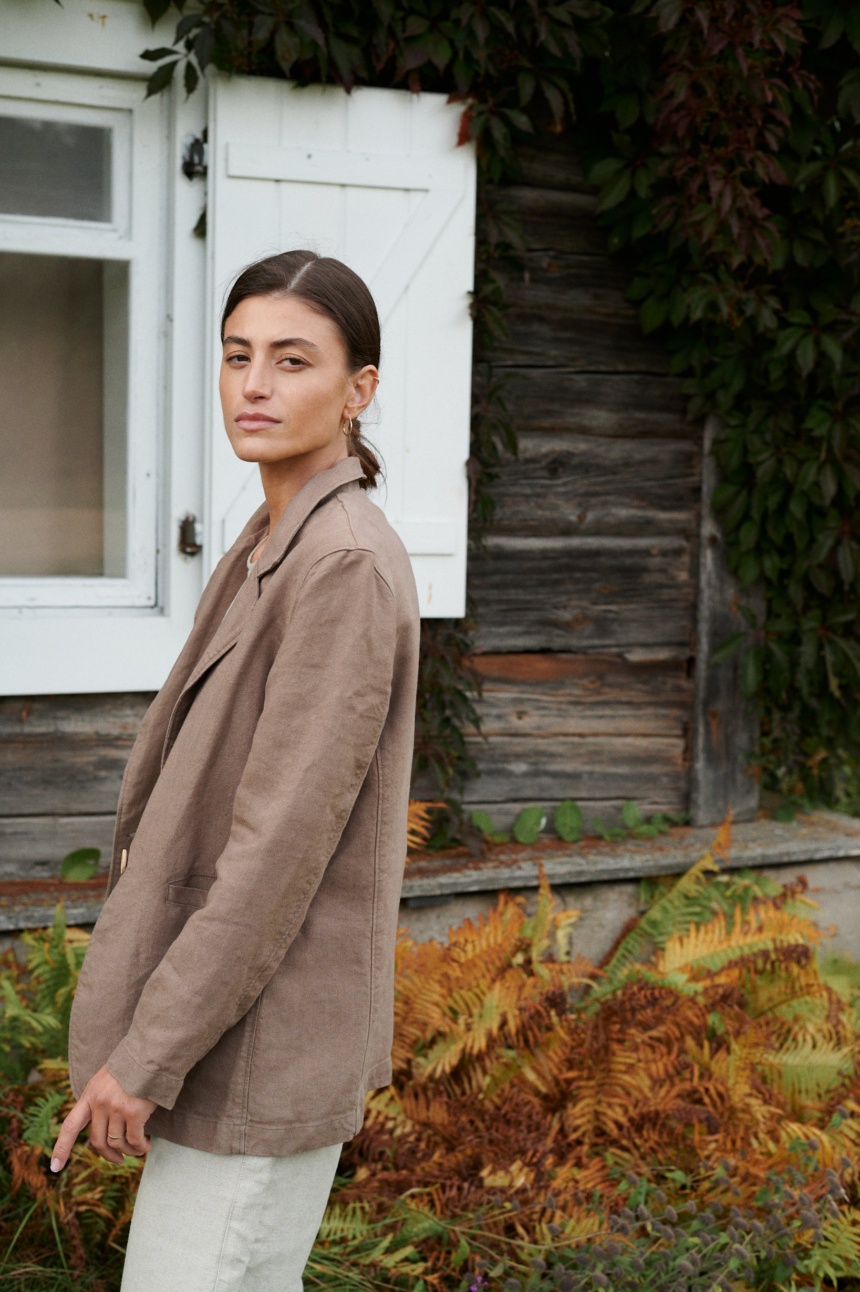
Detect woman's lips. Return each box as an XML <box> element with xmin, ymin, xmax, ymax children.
<box><xmin>235</xmin><ymin>413</ymin><xmax>280</xmax><ymax>429</ymax></box>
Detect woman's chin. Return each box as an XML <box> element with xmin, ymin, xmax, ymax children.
<box><xmin>230</xmin><ymin>440</ymin><xmax>292</xmax><ymax>464</ymax></box>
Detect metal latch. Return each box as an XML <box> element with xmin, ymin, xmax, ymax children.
<box><xmin>179</xmin><ymin>514</ymin><xmax>203</xmax><ymax>556</ymax></box>
<box><xmin>181</xmin><ymin>130</ymin><xmax>208</xmax><ymax>180</ymax></box>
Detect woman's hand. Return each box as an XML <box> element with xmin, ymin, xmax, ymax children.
<box><xmin>50</xmin><ymin>1065</ymin><xmax>157</xmax><ymax>1171</ymax></box>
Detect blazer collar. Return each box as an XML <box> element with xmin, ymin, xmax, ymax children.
<box><xmin>162</xmin><ymin>458</ymin><xmax>366</xmax><ymax>759</ymax></box>
<box><xmin>248</xmin><ymin>456</ymin><xmax>365</xmax><ymax>579</ymax></box>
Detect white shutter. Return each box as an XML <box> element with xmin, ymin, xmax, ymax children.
<box><xmin>206</xmin><ymin>75</ymin><xmax>476</xmax><ymax>617</ymax></box>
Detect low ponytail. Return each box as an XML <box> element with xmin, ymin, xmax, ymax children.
<box><xmin>345</xmin><ymin>419</ymin><xmax>382</xmax><ymax>491</ymax></box>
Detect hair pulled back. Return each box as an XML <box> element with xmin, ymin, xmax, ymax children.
<box><xmin>221</xmin><ymin>250</ymin><xmax>382</xmax><ymax>490</ymax></box>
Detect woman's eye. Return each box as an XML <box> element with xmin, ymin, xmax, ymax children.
<box><xmin>279</xmin><ymin>355</ymin><xmax>306</xmax><ymax>368</ymax></box>
<box><xmin>226</xmin><ymin>353</ymin><xmax>248</xmax><ymax>365</ymax></box>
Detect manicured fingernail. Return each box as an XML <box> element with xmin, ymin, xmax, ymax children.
<box><xmin>50</xmin><ymin>1158</ymin><xmax>62</xmax><ymax>1173</ymax></box>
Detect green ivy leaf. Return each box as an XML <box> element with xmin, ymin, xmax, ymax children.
<box><xmin>640</xmin><ymin>295</ymin><xmax>668</xmax><ymax>334</ymax></box>
<box><xmin>741</xmin><ymin>645</ymin><xmax>764</xmax><ymax>697</ymax></box>
<box><xmin>145</xmin><ymin>58</ymin><xmax>179</xmax><ymax>98</ymax></box>
<box><xmin>513</xmin><ymin>806</ymin><xmax>546</xmax><ymax>845</ymax></box>
<box><xmin>795</xmin><ymin>333</ymin><xmax>817</xmax><ymax>376</ymax></box>
<box><xmin>140</xmin><ymin>46</ymin><xmax>180</xmax><ymax>61</ymax></box>
<box><xmin>143</xmin><ymin>0</ymin><xmax>172</xmax><ymax>22</ymax></box>
<box><xmin>184</xmin><ymin>60</ymin><xmax>199</xmax><ymax>97</ymax></box>
<box><xmin>588</xmin><ymin>156</ymin><xmax>627</xmax><ymax>185</ymax></box>
<box><xmin>554</xmin><ymin>800</ymin><xmax>582</xmax><ymax>843</ymax></box>
<box><xmin>471</xmin><ymin>809</ymin><xmax>497</xmax><ymax>837</ymax></box>
<box><xmin>621</xmin><ymin>800</ymin><xmax>643</xmax><ymax>829</ymax></box>
<box><xmin>61</xmin><ymin>848</ymin><xmax>101</xmax><ymax>882</ymax></box>
<box><xmin>597</xmin><ymin>166</ymin><xmax>632</xmax><ymax>211</ymax></box>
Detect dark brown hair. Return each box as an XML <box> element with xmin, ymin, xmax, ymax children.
<box><xmin>220</xmin><ymin>250</ymin><xmax>382</xmax><ymax>489</ymax></box>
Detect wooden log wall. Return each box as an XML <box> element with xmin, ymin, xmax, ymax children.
<box><xmin>0</xmin><ymin>134</ymin><xmax>702</xmax><ymax>883</ymax></box>
<box><xmin>464</xmin><ymin>135</ymin><xmax>701</xmax><ymax>828</ymax></box>
<box><xmin>0</xmin><ymin>694</ymin><xmax>151</xmax><ymax>880</ymax></box>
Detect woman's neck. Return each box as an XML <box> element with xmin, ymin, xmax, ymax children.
<box><xmin>254</xmin><ymin>447</ymin><xmax>350</xmax><ymax>556</ymax></box>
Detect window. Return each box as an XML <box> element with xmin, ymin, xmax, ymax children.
<box><xmin>0</xmin><ymin>69</ymin><xmax>159</xmax><ymax>609</ymax></box>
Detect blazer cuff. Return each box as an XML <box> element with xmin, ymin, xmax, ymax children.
<box><xmin>106</xmin><ymin>1039</ymin><xmax>184</xmax><ymax>1109</ymax></box>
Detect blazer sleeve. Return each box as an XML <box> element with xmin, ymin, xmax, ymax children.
<box><xmin>105</xmin><ymin>547</ymin><xmax>397</xmax><ymax>1108</ymax></box>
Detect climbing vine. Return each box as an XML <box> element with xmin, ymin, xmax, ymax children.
<box><xmin>138</xmin><ymin>0</ymin><xmax>860</xmax><ymax>809</ymax></box>
<box><xmin>576</xmin><ymin>0</ymin><xmax>860</xmax><ymax>806</ymax></box>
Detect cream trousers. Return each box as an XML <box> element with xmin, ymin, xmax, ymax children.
<box><xmin>120</xmin><ymin>1136</ymin><xmax>343</xmax><ymax>1292</ymax></box>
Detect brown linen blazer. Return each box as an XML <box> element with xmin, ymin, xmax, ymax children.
<box><xmin>68</xmin><ymin>457</ymin><xmax>420</xmax><ymax>1155</ymax></box>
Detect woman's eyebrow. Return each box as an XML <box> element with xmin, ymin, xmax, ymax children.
<box><xmin>221</xmin><ymin>333</ymin><xmax>321</xmax><ymax>352</ymax></box>
<box><xmin>271</xmin><ymin>336</ymin><xmax>321</xmax><ymax>352</ymax></box>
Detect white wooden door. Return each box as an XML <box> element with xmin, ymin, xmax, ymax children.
<box><xmin>207</xmin><ymin>75</ymin><xmax>476</xmax><ymax>617</ymax></box>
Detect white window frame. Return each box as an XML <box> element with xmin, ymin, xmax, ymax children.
<box><xmin>0</xmin><ymin>65</ymin><xmax>161</xmax><ymax>609</ymax></box>
<box><xmin>0</xmin><ymin>0</ymin><xmax>209</xmax><ymax>696</ymax></box>
<box><xmin>0</xmin><ymin>0</ymin><xmax>476</xmax><ymax>694</ymax></box>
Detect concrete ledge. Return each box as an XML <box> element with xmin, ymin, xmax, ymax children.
<box><xmin>1</xmin><ymin>810</ymin><xmax>858</xmax><ymax>935</ymax></box>
<box><xmin>401</xmin><ymin>809</ymin><xmax>860</xmax><ymax>899</ymax></box>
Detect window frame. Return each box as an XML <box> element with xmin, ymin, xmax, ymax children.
<box><xmin>0</xmin><ymin>66</ymin><xmax>162</xmax><ymax>609</ymax></box>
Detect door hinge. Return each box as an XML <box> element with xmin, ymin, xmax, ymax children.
<box><xmin>181</xmin><ymin>130</ymin><xmax>208</xmax><ymax>180</ymax></box>
<box><xmin>179</xmin><ymin>513</ymin><xmax>203</xmax><ymax>556</ymax></box>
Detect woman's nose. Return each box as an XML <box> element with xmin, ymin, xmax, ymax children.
<box><xmin>242</xmin><ymin>359</ymin><xmax>271</xmax><ymax>400</ymax></box>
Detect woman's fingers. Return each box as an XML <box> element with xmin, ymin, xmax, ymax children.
<box><xmin>123</xmin><ymin>1109</ymin><xmax>152</xmax><ymax>1158</ymax></box>
<box><xmin>88</xmin><ymin>1101</ymin><xmax>125</xmax><ymax>1166</ymax></box>
<box><xmin>106</xmin><ymin>1120</ymin><xmax>136</xmax><ymax>1159</ymax></box>
<box><xmin>50</xmin><ymin>1095</ymin><xmax>92</xmax><ymax>1173</ymax></box>
<box><xmin>48</xmin><ymin>1066</ymin><xmax>156</xmax><ymax>1171</ymax></box>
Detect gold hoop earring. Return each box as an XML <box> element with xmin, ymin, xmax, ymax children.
<box><xmin>342</xmin><ymin>416</ymin><xmax>354</xmax><ymax>436</ymax></box>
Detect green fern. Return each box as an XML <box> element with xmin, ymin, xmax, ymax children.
<box><xmin>801</xmin><ymin>1207</ymin><xmax>860</xmax><ymax>1284</ymax></box>
<box><xmin>820</xmin><ymin>953</ymin><xmax>860</xmax><ymax>1029</ymax></box>
<box><xmin>600</xmin><ymin>851</ymin><xmax>721</xmax><ymax>987</ymax></box>
<box><xmin>306</xmin><ymin>1194</ymin><xmax>429</xmax><ymax>1289</ymax></box>
<box><xmin>755</xmin><ymin>1035</ymin><xmax>855</xmax><ymax>1111</ymax></box>
<box><xmin>20</xmin><ymin>1090</ymin><xmax>66</xmax><ymax>1151</ymax></box>
<box><xmin>0</xmin><ymin>907</ymin><xmax>86</xmax><ymax>1082</ymax></box>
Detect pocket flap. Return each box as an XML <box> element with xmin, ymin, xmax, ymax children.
<box><xmin>166</xmin><ymin>874</ymin><xmax>216</xmax><ymax>909</ymax></box>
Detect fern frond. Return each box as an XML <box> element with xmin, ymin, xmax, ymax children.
<box><xmin>803</xmin><ymin>1207</ymin><xmax>860</xmax><ymax>1281</ymax></box>
<box><xmin>658</xmin><ymin>903</ymin><xmax>823</xmax><ymax>978</ymax></box>
<box><xmin>601</xmin><ymin>848</ymin><xmax>721</xmax><ymax>985</ymax></box>
<box><xmin>406</xmin><ymin>800</ymin><xmax>444</xmax><ymax>854</ymax></box>
<box><xmin>20</xmin><ymin>1089</ymin><xmax>66</xmax><ymax>1151</ymax></box>
<box><xmin>754</xmin><ymin>1034</ymin><xmax>855</xmax><ymax>1111</ymax></box>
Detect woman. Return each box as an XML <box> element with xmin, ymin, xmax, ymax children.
<box><xmin>50</xmin><ymin>250</ymin><xmax>421</xmax><ymax>1291</ymax></box>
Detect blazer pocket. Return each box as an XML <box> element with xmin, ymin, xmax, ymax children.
<box><xmin>166</xmin><ymin>874</ymin><xmax>217</xmax><ymax>909</ymax></box>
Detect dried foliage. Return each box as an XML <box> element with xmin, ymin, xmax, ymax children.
<box><xmin>408</xmin><ymin>799</ymin><xmax>446</xmax><ymax>854</ymax></box>
<box><xmin>0</xmin><ymin>911</ymin><xmax>139</xmax><ymax>1287</ymax></box>
<box><xmin>337</xmin><ymin>832</ymin><xmax>860</xmax><ymax>1282</ymax></box>
<box><xmin>2</xmin><ymin>835</ymin><xmax>860</xmax><ymax>1287</ymax></box>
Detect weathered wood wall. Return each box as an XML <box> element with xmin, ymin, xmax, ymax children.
<box><xmin>464</xmin><ymin>135</ymin><xmax>701</xmax><ymax>828</ymax></box>
<box><xmin>0</xmin><ymin>694</ymin><xmax>151</xmax><ymax>879</ymax></box>
<box><xmin>0</xmin><ymin>134</ymin><xmax>703</xmax><ymax>882</ymax></box>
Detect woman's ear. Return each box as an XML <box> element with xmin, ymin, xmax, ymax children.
<box><xmin>345</xmin><ymin>365</ymin><xmax>379</xmax><ymax>420</ymax></box>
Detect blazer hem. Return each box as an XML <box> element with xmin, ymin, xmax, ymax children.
<box><xmin>145</xmin><ymin>1106</ymin><xmax>360</xmax><ymax>1157</ymax></box>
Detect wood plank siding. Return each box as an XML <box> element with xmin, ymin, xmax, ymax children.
<box><xmin>0</xmin><ymin>695</ymin><xmax>151</xmax><ymax>879</ymax></box>
<box><xmin>0</xmin><ymin>134</ymin><xmax>702</xmax><ymax>879</ymax></box>
<box><xmin>464</xmin><ymin>135</ymin><xmax>700</xmax><ymax>828</ymax></box>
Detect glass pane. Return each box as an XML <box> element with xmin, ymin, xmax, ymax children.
<box><xmin>0</xmin><ymin>253</ymin><xmax>128</xmax><ymax>577</ymax></box>
<box><xmin>0</xmin><ymin>116</ymin><xmax>111</xmax><ymax>222</ymax></box>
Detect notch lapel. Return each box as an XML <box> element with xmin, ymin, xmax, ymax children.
<box><xmin>160</xmin><ymin>458</ymin><xmax>364</xmax><ymax>767</ymax></box>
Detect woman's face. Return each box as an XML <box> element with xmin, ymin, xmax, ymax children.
<box><xmin>219</xmin><ymin>293</ymin><xmax>377</xmax><ymax>473</ymax></box>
